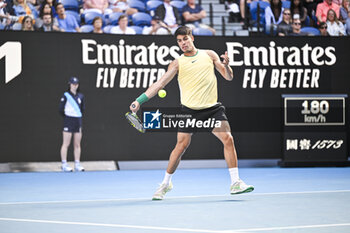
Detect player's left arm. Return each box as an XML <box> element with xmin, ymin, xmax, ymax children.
<box><xmin>206</xmin><ymin>50</ymin><xmax>234</xmax><ymax>81</ymax></box>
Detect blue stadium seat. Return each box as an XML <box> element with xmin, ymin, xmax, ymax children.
<box><xmin>130</xmin><ymin>25</ymin><xmax>143</xmax><ymax>34</ymax></box>
<box><xmin>80</xmin><ymin>24</ymin><xmax>94</xmax><ymax>33</ymax></box>
<box><xmin>304</xmin><ymin>15</ymin><xmax>310</xmax><ymax>26</ymax></box>
<box><xmin>192</xmin><ymin>27</ymin><xmax>213</xmax><ymax>36</ymax></box>
<box><xmin>282</xmin><ymin>0</ymin><xmax>290</xmax><ymax>9</ymax></box>
<box><xmin>108</xmin><ymin>12</ymin><xmax>123</xmax><ymax>25</ymax></box>
<box><xmin>300</xmin><ymin>27</ymin><xmax>320</xmax><ymax>35</ymax></box>
<box><xmin>103</xmin><ymin>25</ymin><xmax>113</xmax><ymax>33</ymax></box>
<box><xmin>59</xmin><ymin>0</ymin><xmax>79</xmax><ymax>12</ymax></box>
<box><xmin>12</xmin><ymin>23</ymin><xmax>22</xmax><ymax>30</ymax></box>
<box><xmin>258</xmin><ymin>1</ymin><xmax>269</xmax><ymax>24</ymax></box>
<box><xmin>84</xmin><ymin>12</ymin><xmax>103</xmax><ymax>25</ymax></box>
<box><xmin>146</xmin><ymin>0</ymin><xmax>162</xmax><ymax>12</ymax></box>
<box><xmin>129</xmin><ymin>0</ymin><xmax>146</xmax><ymax>12</ymax></box>
<box><xmin>66</xmin><ymin>10</ymin><xmax>81</xmax><ymax>25</ymax></box>
<box><xmin>132</xmin><ymin>12</ymin><xmax>152</xmax><ymax>26</ymax></box>
<box><xmin>250</xmin><ymin>1</ymin><xmax>270</xmax><ymax>26</ymax></box>
<box><xmin>170</xmin><ymin>1</ymin><xmax>186</xmax><ymax>14</ymax></box>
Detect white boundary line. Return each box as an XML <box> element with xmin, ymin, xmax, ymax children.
<box><xmin>230</xmin><ymin>223</ymin><xmax>350</xmax><ymax>232</ymax></box>
<box><xmin>0</xmin><ymin>217</ymin><xmax>349</xmax><ymax>233</ymax></box>
<box><xmin>0</xmin><ymin>217</ymin><xmax>226</xmax><ymax>233</ymax></box>
<box><xmin>0</xmin><ymin>190</ymin><xmax>349</xmax><ymax>205</ymax></box>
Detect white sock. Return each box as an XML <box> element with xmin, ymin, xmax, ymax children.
<box><xmin>62</xmin><ymin>160</ymin><xmax>67</xmax><ymax>166</ymax></box>
<box><xmin>75</xmin><ymin>160</ymin><xmax>80</xmax><ymax>166</ymax></box>
<box><xmin>229</xmin><ymin>167</ymin><xmax>239</xmax><ymax>185</ymax></box>
<box><xmin>161</xmin><ymin>172</ymin><xmax>173</xmax><ymax>185</ymax></box>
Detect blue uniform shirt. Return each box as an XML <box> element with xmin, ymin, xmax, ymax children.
<box><xmin>59</xmin><ymin>91</ymin><xmax>85</xmax><ymax>117</ymax></box>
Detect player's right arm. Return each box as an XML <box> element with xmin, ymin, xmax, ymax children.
<box><xmin>130</xmin><ymin>59</ymin><xmax>179</xmax><ymax>113</ymax></box>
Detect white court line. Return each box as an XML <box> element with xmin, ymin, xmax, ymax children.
<box><xmin>0</xmin><ymin>217</ymin><xmax>227</xmax><ymax>233</ymax></box>
<box><xmin>0</xmin><ymin>217</ymin><xmax>350</xmax><ymax>233</ymax></box>
<box><xmin>227</xmin><ymin>223</ymin><xmax>350</xmax><ymax>232</ymax></box>
<box><xmin>0</xmin><ymin>189</ymin><xmax>349</xmax><ymax>205</ymax></box>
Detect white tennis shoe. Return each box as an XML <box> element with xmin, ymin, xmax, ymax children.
<box><xmin>74</xmin><ymin>164</ymin><xmax>85</xmax><ymax>172</ymax></box>
<box><xmin>230</xmin><ymin>179</ymin><xmax>254</xmax><ymax>195</ymax></box>
<box><xmin>61</xmin><ymin>165</ymin><xmax>73</xmax><ymax>172</ymax></box>
<box><xmin>152</xmin><ymin>182</ymin><xmax>173</xmax><ymax>200</ymax></box>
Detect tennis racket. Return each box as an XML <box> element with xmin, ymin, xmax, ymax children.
<box><xmin>125</xmin><ymin>105</ymin><xmax>145</xmax><ymax>133</ymax></box>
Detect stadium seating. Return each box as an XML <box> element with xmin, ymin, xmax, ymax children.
<box><xmin>146</xmin><ymin>0</ymin><xmax>163</xmax><ymax>13</ymax></box>
<box><xmin>12</xmin><ymin>23</ymin><xmax>22</xmax><ymax>30</ymax></box>
<box><xmin>66</xmin><ymin>10</ymin><xmax>81</xmax><ymax>25</ymax></box>
<box><xmin>108</xmin><ymin>12</ymin><xmax>123</xmax><ymax>25</ymax></box>
<box><xmin>59</xmin><ymin>0</ymin><xmax>79</xmax><ymax>12</ymax></box>
<box><xmin>300</xmin><ymin>27</ymin><xmax>320</xmax><ymax>35</ymax></box>
<box><xmin>129</xmin><ymin>0</ymin><xmax>146</xmax><ymax>12</ymax></box>
<box><xmin>80</xmin><ymin>24</ymin><xmax>94</xmax><ymax>33</ymax></box>
<box><xmin>282</xmin><ymin>0</ymin><xmax>291</xmax><ymax>9</ymax></box>
<box><xmin>193</xmin><ymin>27</ymin><xmax>213</xmax><ymax>36</ymax></box>
<box><xmin>250</xmin><ymin>1</ymin><xmax>270</xmax><ymax>26</ymax></box>
<box><xmin>304</xmin><ymin>15</ymin><xmax>310</xmax><ymax>26</ymax></box>
<box><xmin>132</xmin><ymin>12</ymin><xmax>152</xmax><ymax>26</ymax></box>
<box><xmin>83</xmin><ymin>12</ymin><xmax>103</xmax><ymax>25</ymax></box>
<box><xmin>103</xmin><ymin>25</ymin><xmax>113</xmax><ymax>33</ymax></box>
<box><xmin>130</xmin><ymin>25</ymin><xmax>144</xmax><ymax>34</ymax></box>
<box><xmin>170</xmin><ymin>1</ymin><xmax>187</xmax><ymax>14</ymax></box>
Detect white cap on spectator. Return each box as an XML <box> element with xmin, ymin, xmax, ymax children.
<box><xmin>293</xmin><ymin>14</ymin><xmax>300</xmax><ymax>20</ymax></box>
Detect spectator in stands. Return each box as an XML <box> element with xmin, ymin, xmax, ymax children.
<box><xmin>56</xmin><ymin>3</ymin><xmax>80</xmax><ymax>32</ymax></box>
<box><xmin>318</xmin><ymin>21</ymin><xmax>330</xmax><ymax>34</ymax></box>
<box><xmin>40</xmin><ymin>0</ymin><xmax>57</xmax><ymax>17</ymax></box>
<box><xmin>303</xmin><ymin>0</ymin><xmax>323</xmax><ymax>26</ymax></box>
<box><xmin>277</xmin><ymin>8</ymin><xmax>293</xmax><ymax>35</ymax></box>
<box><xmin>21</xmin><ymin>14</ymin><xmax>34</xmax><ymax>30</ymax></box>
<box><xmin>35</xmin><ymin>3</ymin><xmax>58</xmax><ymax>29</ymax></box>
<box><xmin>142</xmin><ymin>15</ymin><xmax>171</xmax><ymax>35</ymax></box>
<box><xmin>155</xmin><ymin>0</ymin><xmax>181</xmax><ymax>33</ymax></box>
<box><xmin>238</xmin><ymin>0</ymin><xmax>270</xmax><ymax>22</ymax></box>
<box><xmin>3</xmin><ymin>0</ymin><xmax>15</xmax><ymax>16</ymax></box>
<box><xmin>326</xmin><ymin>8</ymin><xmax>346</xmax><ymax>35</ymax></box>
<box><xmin>0</xmin><ymin>0</ymin><xmax>6</xmax><ymax>14</ymax></box>
<box><xmin>226</xmin><ymin>0</ymin><xmax>241</xmax><ymax>22</ymax></box>
<box><xmin>110</xmin><ymin>14</ymin><xmax>135</xmax><ymax>34</ymax></box>
<box><xmin>289</xmin><ymin>15</ymin><xmax>309</xmax><ymax>35</ymax></box>
<box><xmin>332</xmin><ymin>0</ymin><xmax>342</xmax><ymax>6</ymax></box>
<box><xmin>316</xmin><ymin>0</ymin><xmax>340</xmax><ymax>23</ymax></box>
<box><xmin>290</xmin><ymin>0</ymin><xmax>308</xmax><ymax>25</ymax></box>
<box><xmin>0</xmin><ymin>0</ymin><xmax>10</xmax><ymax>27</ymax></box>
<box><xmin>345</xmin><ymin>17</ymin><xmax>350</xmax><ymax>34</ymax></box>
<box><xmin>37</xmin><ymin>12</ymin><xmax>57</xmax><ymax>31</ymax></box>
<box><xmin>108</xmin><ymin>0</ymin><xmax>137</xmax><ymax>16</ymax></box>
<box><xmin>92</xmin><ymin>15</ymin><xmax>103</xmax><ymax>33</ymax></box>
<box><xmin>13</xmin><ymin>0</ymin><xmax>38</xmax><ymax>20</ymax></box>
<box><xmin>182</xmin><ymin>0</ymin><xmax>215</xmax><ymax>35</ymax></box>
<box><xmin>265</xmin><ymin>0</ymin><xmax>284</xmax><ymax>32</ymax></box>
<box><xmin>1</xmin><ymin>0</ymin><xmax>18</xmax><ymax>29</ymax></box>
<box><xmin>83</xmin><ymin>0</ymin><xmax>109</xmax><ymax>14</ymax></box>
<box><xmin>340</xmin><ymin>0</ymin><xmax>349</xmax><ymax>23</ymax></box>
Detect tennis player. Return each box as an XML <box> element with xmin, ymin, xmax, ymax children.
<box><xmin>130</xmin><ymin>26</ymin><xmax>254</xmax><ymax>200</ymax></box>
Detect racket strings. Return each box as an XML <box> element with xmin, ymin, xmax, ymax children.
<box><xmin>126</xmin><ymin>113</ymin><xmax>144</xmax><ymax>132</ymax></box>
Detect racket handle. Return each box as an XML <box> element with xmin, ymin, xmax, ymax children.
<box><xmin>131</xmin><ymin>104</ymin><xmax>136</xmax><ymax>108</ymax></box>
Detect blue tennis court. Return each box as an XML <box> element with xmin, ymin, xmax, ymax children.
<box><xmin>0</xmin><ymin>167</ymin><xmax>350</xmax><ymax>233</ymax></box>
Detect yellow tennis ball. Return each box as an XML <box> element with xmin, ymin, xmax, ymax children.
<box><xmin>158</xmin><ymin>89</ymin><xmax>167</xmax><ymax>98</ymax></box>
